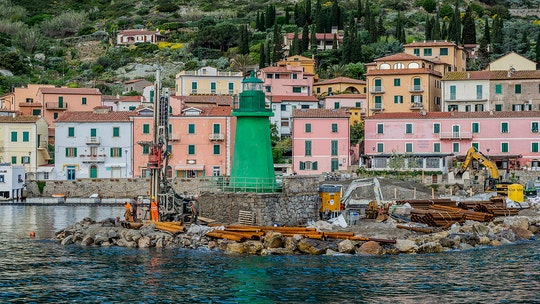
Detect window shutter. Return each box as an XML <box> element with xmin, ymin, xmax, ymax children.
<box><xmin>299</xmin><ymin>162</ymin><xmax>305</xmax><ymax>170</ymax></box>
<box><xmin>313</xmin><ymin>161</ymin><xmax>318</xmax><ymax>170</ymax></box>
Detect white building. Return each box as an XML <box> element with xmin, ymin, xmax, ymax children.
<box><xmin>0</xmin><ymin>164</ymin><xmax>25</xmax><ymax>200</ymax></box>
<box><xmin>269</xmin><ymin>95</ymin><xmax>319</xmax><ymax>137</ymax></box>
<box><xmin>54</xmin><ymin>108</ymin><xmax>134</xmax><ymax>180</ymax></box>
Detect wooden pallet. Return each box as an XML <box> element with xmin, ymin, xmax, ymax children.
<box><xmin>238</xmin><ymin>210</ymin><xmax>255</xmax><ymax>225</ymax></box>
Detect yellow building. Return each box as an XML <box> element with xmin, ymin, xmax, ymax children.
<box><xmin>486</xmin><ymin>51</ymin><xmax>537</xmax><ymax>71</ymax></box>
<box><xmin>365</xmin><ymin>53</ymin><xmax>442</xmax><ymax>116</ymax></box>
<box><xmin>403</xmin><ymin>41</ymin><xmax>468</xmax><ymax>74</ymax></box>
<box><xmin>175</xmin><ymin>66</ymin><xmax>244</xmax><ymax>96</ymax></box>
<box><xmin>0</xmin><ymin>115</ymin><xmax>49</xmax><ymax>179</ymax></box>
<box><xmin>276</xmin><ymin>55</ymin><xmax>317</xmax><ymax>80</ymax></box>
<box><xmin>314</xmin><ymin>77</ymin><xmax>366</xmax><ymax>97</ymax></box>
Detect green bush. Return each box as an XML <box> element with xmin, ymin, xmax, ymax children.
<box><xmin>36</xmin><ymin>180</ymin><xmax>46</xmax><ymax>194</ymax></box>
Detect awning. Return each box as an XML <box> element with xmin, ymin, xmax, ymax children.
<box><xmin>37</xmin><ymin>166</ymin><xmax>54</xmax><ymax>173</ymax></box>
<box><xmin>175</xmin><ymin>164</ymin><xmax>204</xmax><ymax>171</ymax></box>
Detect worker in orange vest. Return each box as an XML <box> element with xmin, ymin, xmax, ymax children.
<box><xmin>150</xmin><ymin>197</ymin><xmax>159</xmax><ymax>221</ymax></box>
<box><xmin>124</xmin><ymin>201</ymin><xmax>133</xmax><ymax>222</ymax></box>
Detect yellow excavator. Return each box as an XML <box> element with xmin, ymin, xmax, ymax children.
<box><xmin>456</xmin><ymin>146</ymin><xmax>524</xmax><ymax>202</ymax></box>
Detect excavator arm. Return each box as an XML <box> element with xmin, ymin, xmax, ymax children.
<box><xmin>456</xmin><ymin>146</ymin><xmax>499</xmax><ymax>179</ymax></box>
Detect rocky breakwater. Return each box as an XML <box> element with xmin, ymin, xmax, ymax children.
<box><xmin>55</xmin><ymin>207</ymin><xmax>540</xmax><ymax>255</ymax></box>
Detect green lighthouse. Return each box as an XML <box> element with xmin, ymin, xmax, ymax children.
<box><xmin>230</xmin><ymin>71</ymin><xmax>277</xmax><ymax>192</ymax></box>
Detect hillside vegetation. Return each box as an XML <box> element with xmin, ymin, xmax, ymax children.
<box><xmin>0</xmin><ymin>0</ymin><xmax>539</xmax><ymax>95</ymax></box>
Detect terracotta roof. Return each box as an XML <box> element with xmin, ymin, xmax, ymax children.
<box><xmin>375</xmin><ymin>53</ymin><xmax>427</xmax><ymax>62</ymax></box>
<box><xmin>324</xmin><ymin>94</ymin><xmax>366</xmax><ymax>99</ymax></box>
<box><xmin>180</xmin><ymin>95</ymin><xmax>233</xmax><ymax>106</ymax></box>
<box><xmin>0</xmin><ymin>116</ymin><xmax>40</xmax><ymax>123</ymax></box>
<box><xmin>259</xmin><ymin>66</ymin><xmax>302</xmax><ymax>74</ymax></box>
<box><xmin>270</xmin><ymin>95</ymin><xmax>319</xmax><ymax>103</ymax></box>
<box><xmin>39</xmin><ymin>87</ymin><xmax>102</xmax><ymax>95</ymax></box>
<box><xmin>293</xmin><ymin>108</ymin><xmax>349</xmax><ymax>118</ymax></box>
<box><xmin>442</xmin><ymin>70</ymin><xmax>540</xmax><ymax>81</ymax></box>
<box><xmin>194</xmin><ymin>106</ymin><xmax>232</xmax><ymax>116</ymax></box>
<box><xmin>55</xmin><ymin>111</ymin><xmax>134</xmax><ymax>122</ymax></box>
<box><xmin>366</xmin><ymin>68</ymin><xmax>442</xmax><ymax>77</ymax></box>
<box><xmin>404</xmin><ymin>41</ymin><xmax>460</xmax><ymax>47</ymax></box>
<box><xmin>365</xmin><ymin>111</ymin><xmax>540</xmax><ymax>120</ymax></box>
<box><xmin>124</xmin><ymin>79</ymin><xmax>151</xmax><ymax>84</ymax></box>
<box><xmin>118</xmin><ymin>29</ymin><xmax>161</xmax><ymax>36</ymax></box>
<box><xmin>315</xmin><ymin>77</ymin><xmax>366</xmax><ymax>85</ymax></box>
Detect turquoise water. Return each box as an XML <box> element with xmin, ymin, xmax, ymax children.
<box><xmin>0</xmin><ymin>205</ymin><xmax>539</xmax><ymax>303</ymax></box>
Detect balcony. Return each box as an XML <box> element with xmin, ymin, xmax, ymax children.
<box><xmin>80</xmin><ymin>155</ymin><xmax>106</xmax><ymax>163</ymax></box>
<box><xmin>169</xmin><ymin>133</ymin><xmax>181</xmax><ymax>141</ymax></box>
<box><xmin>86</xmin><ymin>136</ymin><xmax>101</xmax><ymax>145</ymax></box>
<box><xmin>439</xmin><ymin>132</ymin><xmax>473</xmax><ymax>140</ymax></box>
<box><xmin>409</xmin><ymin>85</ymin><xmax>424</xmax><ymax>92</ymax></box>
<box><xmin>46</xmin><ymin>102</ymin><xmax>68</xmax><ymax>110</ymax></box>
<box><xmin>209</xmin><ymin>133</ymin><xmax>224</xmax><ymax>141</ymax></box>
<box><xmin>410</xmin><ymin>102</ymin><xmax>423</xmax><ymax>110</ymax></box>
<box><xmin>370</xmin><ymin>105</ymin><xmax>383</xmax><ymax>112</ymax></box>
<box><xmin>370</xmin><ymin>86</ymin><xmax>385</xmax><ymax>94</ymax></box>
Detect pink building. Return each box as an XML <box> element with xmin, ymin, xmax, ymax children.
<box><xmin>37</xmin><ymin>87</ymin><xmax>102</xmax><ymax>142</ymax></box>
<box><xmin>257</xmin><ymin>65</ymin><xmax>314</xmax><ymax>97</ymax></box>
<box><xmin>364</xmin><ymin>111</ymin><xmax>540</xmax><ymax>172</ymax></box>
<box><xmin>132</xmin><ymin>106</ymin><xmax>236</xmax><ymax>178</ymax></box>
<box><xmin>292</xmin><ymin>108</ymin><xmax>350</xmax><ymax>175</ymax></box>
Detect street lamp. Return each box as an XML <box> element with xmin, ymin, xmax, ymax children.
<box><xmin>125</xmin><ymin>149</ymin><xmax>128</xmax><ymax>178</ymax></box>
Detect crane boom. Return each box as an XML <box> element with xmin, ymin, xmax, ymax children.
<box><xmin>458</xmin><ymin>146</ymin><xmax>499</xmax><ymax>179</ymax></box>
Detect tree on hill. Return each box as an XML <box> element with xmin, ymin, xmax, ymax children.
<box><xmin>536</xmin><ymin>30</ymin><xmax>540</xmax><ymax>69</ymax></box>
<box><xmin>461</xmin><ymin>5</ymin><xmax>476</xmax><ymax>44</ymax></box>
<box><xmin>272</xmin><ymin>23</ymin><xmax>284</xmax><ymax>63</ymax></box>
<box><xmin>301</xmin><ymin>23</ymin><xmax>310</xmax><ymax>53</ymax></box>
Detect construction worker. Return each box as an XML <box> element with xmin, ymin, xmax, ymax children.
<box><xmin>131</xmin><ymin>196</ymin><xmax>138</xmax><ymax>222</ymax></box>
<box><xmin>150</xmin><ymin>197</ymin><xmax>159</xmax><ymax>221</ymax></box>
<box><xmin>188</xmin><ymin>201</ymin><xmax>198</xmax><ymax>224</ymax></box>
<box><xmin>124</xmin><ymin>201</ymin><xmax>133</xmax><ymax>222</ymax></box>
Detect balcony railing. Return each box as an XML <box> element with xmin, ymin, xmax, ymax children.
<box><xmin>209</xmin><ymin>133</ymin><xmax>224</xmax><ymax>141</ymax></box>
<box><xmin>370</xmin><ymin>104</ymin><xmax>383</xmax><ymax>112</ymax></box>
<box><xmin>45</xmin><ymin>102</ymin><xmax>68</xmax><ymax>109</ymax></box>
<box><xmin>410</xmin><ymin>102</ymin><xmax>423</xmax><ymax>109</ymax></box>
<box><xmin>439</xmin><ymin>132</ymin><xmax>473</xmax><ymax>140</ymax></box>
<box><xmin>370</xmin><ymin>86</ymin><xmax>385</xmax><ymax>94</ymax></box>
<box><xmin>86</xmin><ymin>136</ymin><xmax>101</xmax><ymax>145</ymax></box>
<box><xmin>409</xmin><ymin>85</ymin><xmax>424</xmax><ymax>92</ymax></box>
<box><xmin>80</xmin><ymin>155</ymin><xmax>106</xmax><ymax>163</ymax></box>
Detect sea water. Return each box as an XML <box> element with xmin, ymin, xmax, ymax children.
<box><xmin>0</xmin><ymin>205</ymin><xmax>539</xmax><ymax>303</ymax></box>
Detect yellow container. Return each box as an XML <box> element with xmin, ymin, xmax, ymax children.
<box><xmin>508</xmin><ymin>184</ymin><xmax>524</xmax><ymax>203</ymax></box>
<box><xmin>319</xmin><ymin>185</ymin><xmax>342</xmax><ymax>212</ymax></box>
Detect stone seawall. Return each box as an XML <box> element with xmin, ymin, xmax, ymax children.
<box><xmin>199</xmin><ymin>176</ymin><xmax>321</xmax><ymax>226</ymax></box>
<box><xmin>26</xmin><ymin>178</ymin><xmax>207</xmax><ymax>198</ymax></box>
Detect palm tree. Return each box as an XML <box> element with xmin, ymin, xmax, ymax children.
<box><xmin>327</xmin><ymin>64</ymin><xmax>347</xmax><ymax>78</ymax></box>
<box><xmin>230</xmin><ymin>54</ymin><xmax>254</xmax><ymax>76</ymax></box>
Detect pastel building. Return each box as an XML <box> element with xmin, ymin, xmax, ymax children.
<box><xmin>175</xmin><ymin>66</ymin><xmax>243</xmax><ymax>96</ymax></box>
<box><xmin>37</xmin><ymin>87</ymin><xmax>103</xmax><ymax>141</ymax></box>
<box><xmin>364</xmin><ymin>111</ymin><xmax>540</xmax><ymax>173</ymax></box>
<box><xmin>0</xmin><ymin>115</ymin><xmax>50</xmax><ymax>179</ymax></box>
<box><xmin>442</xmin><ymin>70</ymin><xmax>540</xmax><ymax>112</ymax></box>
<box><xmin>54</xmin><ymin>109</ymin><xmax>134</xmax><ymax>180</ymax></box>
<box><xmin>131</xmin><ymin>106</ymin><xmax>236</xmax><ymax>178</ymax></box>
<box><xmin>117</xmin><ymin>29</ymin><xmax>164</xmax><ymax>45</ymax></box>
<box><xmin>486</xmin><ymin>52</ymin><xmax>536</xmax><ymax>71</ymax></box>
<box><xmin>0</xmin><ymin>164</ymin><xmax>26</xmax><ymax>200</ymax></box>
<box><xmin>258</xmin><ymin>65</ymin><xmax>314</xmax><ymax>97</ymax></box>
<box><xmin>313</xmin><ymin>77</ymin><xmax>366</xmax><ymax>97</ymax></box>
<box><xmin>322</xmin><ymin>94</ymin><xmax>366</xmax><ymax>124</ymax></box>
<box><xmin>276</xmin><ymin>55</ymin><xmax>317</xmax><ymax>79</ymax></box>
<box><xmin>292</xmin><ymin>108</ymin><xmax>350</xmax><ymax>175</ymax></box>
<box><xmin>404</xmin><ymin>40</ymin><xmax>468</xmax><ymax>73</ymax></box>
<box><xmin>284</xmin><ymin>31</ymin><xmax>344</xmax><ymax>53</ymax></box>
<box><xmin>11</xmin><ymin>84</ymin><xmax>55</xmax><ymax>115</ymax></box>
<box><xmin>269</xmin><ymin>95</ymin><xmax>319</xmax><ymax>137</ymax></box>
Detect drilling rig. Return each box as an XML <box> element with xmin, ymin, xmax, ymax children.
<box><xmin>144</xmin><ymin>69</ymin><xmax>186</xmax><ymax>222</ymax></box>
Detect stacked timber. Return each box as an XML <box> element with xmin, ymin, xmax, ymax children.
<box><xmin>457</xmin><ymin>200</ymin><xmax>520</xmax><ymax>217</ymax></box>
<box><xmin>429</xmin><ymin>205</ymin><xmax>494</xmax><ymax>222</ymax></box>
<box><xmin>205</xmin><ymin>224</ymin><xmax>396</xmax><ymax>244</ymax></box>
<box><xmin>395</xmin><ymin>198</ymin><xmax>456</xmax><ymax>209</ymax></box>
<box><xmin>410</xmin><ymin>209</ymin><xmax>465</xmax><ymax>227</ymax></box>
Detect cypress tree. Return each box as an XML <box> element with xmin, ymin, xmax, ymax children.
<box><xmin>266</xmin><ymin>5</ymin><xmax>275</xmax><ymax>29</ymax></box>
<box><xmin>260</xmin><ymin>12</ymin><xmax>266</xmax><ymax>31</ymax></box>
<box><xmin>432</xmin><ymin>15</ymin><xmax>441</xmax><ymax>40</ymax></box>
<box><xmin>369</xmin><ymin>14</ymin><xmax>377</xmax><ymax>43</ymax></box>
<box><xmin>239</xmin><ymin>25</ymin><xmax>250</xmax><ymax>55</ymax></box>
<box><xmin>265</xmin><ymin>40</ymin><xmax>271</xmax><ymax>67</ymax></box>
<box><xmin>272</xmin><ymin>23</ymin><xmax>284</xmax><ymax>63</ymax></box>
<box><xmin>521</xmin><ymin>31</ymin><xmax>530</xmax><ymax>54</ymax></box>
<box><xmin>357</xmin><ymin>0</ymin><xmax>363</xmax><ymax>20</ymax></box>
<box><xmin>315</xmin><ymin>0</ymin><xmax>324</xmax><ymax>32</ymax></box>
<box><xmin>341</xmin><ymin>20</ymin><xmax>352</xmax><ymax>64</ymax></box>
<box><xmin>364</xmin><ymin>0</ymin><xmax>371</xmax><ymax>32</ymax></box>
<box><xmin>305</xmin><ymin>0</ymin><xmax>312</xmax><ymax>25</ymax></box>
<box><xmin>477</xmin><ymin>36</ymin><xmax>490</xmax><ymax>70</ymax></box>
<box><xmin>301</xmin><ymin>23</ymin><xmax>310</xmax><ymax>53</ymax></box>
<box><xmin>285</xmin><ymin>8</ymin><xmax>291</xmax><ymax>25</ymax></box>
<box><xmin>291</xmin><ymin>28</ymin><xmax>300</xmax><ymax>56</ymax></box>
<box><xmin>536</xmin><ymin>30</ymin><xmax>540</xmax><ymax>69</ymax></box>
<box><xmin>492</xmin><ymin>16</ymin><xmax>504</xmax><ymax>54</ymax></box>
<box><xmin>441</xmin><ymin>21</ymin><xmax>448</xmax><ymax>40</ymax></box>
<box><xmin>425</xmin><ymin>16</ymin><xmax>433</xmax><ymax>41</ymax></box>
<box><xmin>255</xmin><ymin>12</ymin><xmax>261</xmax><ymax>31</ymax></box>
<box><xmin>332</xmin><ymin>33</ymin><xmax>338</xmax><ymax>50</ymax></box>
<box><xmin>484</xmin><ymin>18</ymin><xmax>491</xmax><ymax>44</ymax></box>
<box><xmin>461</xmin><ymin>5</ymin><xmax>476</xmax><ymax>44</ymax></box>
<box><xmin>377</xmin><ymin>13</ymin><xmax>385</xmax><ymax>38</ymax></box>
<box><xmin>448</xmin><ymin>3</ymin><xmax>461</xmax><ymax>44</ymax></box>
<box><xmin>259</xmin><ymin>42</ymin><xmax>266</xmax><ymax>69</ymax></box>
<box><xmin>310</xmin><ymin>24</ymin><xmax>318</xmax><ymax>52</ymax></box>
<box><xmin>331</xmin><ymin>0</ymin><xmax>340</xmax><ymax>29</ymax></box>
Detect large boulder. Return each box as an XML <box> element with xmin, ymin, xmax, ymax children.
<box><xmin>226</xmin><ymin>242</ymin><xmax>246</xmax><ymax>254</ymax></box>
<box><xmin>395</xmin><ymin>239</ymin><xmax>418</xmax><ymax>253</ymax></box>
<box><xmin>263</xmin><ymin>231</ymin><xmax>283</xmax><ymax>249</ymax></box>
<box><xmin>503</xmin><ymin>217</ymin><xmax>529</xmax><ymax>230</ymax></box>
<box><xmin>337</xmin><ymin>239</ymin><xmax>356</xmax><ymax>254</ymax></box>
<box><xmin>297</xmin><ymin>239</ymin><xmax>327</xmax><ymax>255</ymax></box>
<box><xmin>284</xmin><ymin>237</ymin><xmax>298</xmax><ymax>252</ymax></box>
<box><xmin>357</xmin><ymin>241</ymin><xmax>384</xmax><ymax>255</ymax></box>
<box><xmin>261</xmin><ymin>248</ymin><xmax>295</xmax><ymax>255</ymax></box>
<box><xmin>244</xmin><ymin>241</ymin><xmax>264</xmax><ymax>255</ymax></box>
<box><xmin>510</xmin><ymin>227</ymin><xmax>533</xmax><ymax>240</ymax></box>
<box><xmin>417</xmin><ymin>241</ymin><xmax>443</xmax><ymax>254</ymax></box>
<box><xmin>81</xmin><ymin>236</ymin><xmax>94</xmax><ymax>246</ymax></box>
<box><xmin>60</xmin><ymin>235</ymin><xmax>74</xmax><ymax>246</ymax></box>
